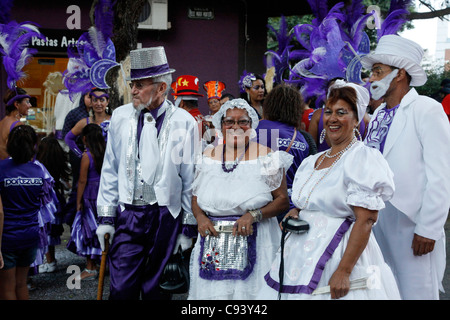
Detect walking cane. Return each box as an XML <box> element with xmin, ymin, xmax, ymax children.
<box><xmin>97</xmin><ymin>233</ymin><xmax>110</xmax><ymax>300</ymax></box>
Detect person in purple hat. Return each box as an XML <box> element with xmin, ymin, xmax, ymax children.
<box><xmin>95</xmin><ymin>46</ymin><xmax>199</xmax><ymax>300</ymax></box>
<box><xmin>0</xmin><ymin>88</ymin><xmax>32</xmax><ymax>160</ymax></box>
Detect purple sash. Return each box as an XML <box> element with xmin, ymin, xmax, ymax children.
<box><xmin>264</xmin><ymin>218</ymin><xmax>353</xmax><ymax>294</ymax></box>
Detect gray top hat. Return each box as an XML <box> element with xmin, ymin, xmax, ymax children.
<box><xmin>127</xmin><ymin>46</ymin><xmax>175</xmax><ymax>81</ymax></box>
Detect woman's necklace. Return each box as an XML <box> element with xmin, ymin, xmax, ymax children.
<box><xmin>296</xmin><ymin>137</ymin><xmax>357</xmax><ymax>209</ymax></box>
<box><xmin>221</xmin><ymin>142</ymin><xmax>250</xmax><ymax>173</ymax></box>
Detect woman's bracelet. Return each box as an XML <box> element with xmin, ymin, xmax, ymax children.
<box><xmin>249</xmin><ymin>209</ymin><xmax>263</xmax><ymax>223</ymax></box>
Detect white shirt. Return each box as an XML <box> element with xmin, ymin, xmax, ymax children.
<box><xmin>97</xmin><ymin>100</ymin><xmax>200</xmax><ymax>220</ymax></box>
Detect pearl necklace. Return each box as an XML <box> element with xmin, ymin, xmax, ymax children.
<box><xmin>296</xmin><ymin>137</ymin><xmax>357</xmax><ymax>209</ymax></box>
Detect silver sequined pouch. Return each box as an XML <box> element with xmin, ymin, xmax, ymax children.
<box><xmin>199</xmin><ymin>217</ymin><xmax>257</xmax><ymax>280</ymax></box>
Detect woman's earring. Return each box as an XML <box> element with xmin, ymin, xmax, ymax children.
<box><xmin>319</xmin><ymin>129</ymin><xmax>326</xmax><ymax>144</ymax></box>
<box><xmin>354</xmin><ymin>127</ymin><xmax>362</xmax><ymax>141</ymax></box>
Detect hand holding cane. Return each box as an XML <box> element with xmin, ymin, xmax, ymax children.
<box><xmin>97</xmin><ymin>233</ymin><xmax>110</xmax><ymax>300</ymax></box>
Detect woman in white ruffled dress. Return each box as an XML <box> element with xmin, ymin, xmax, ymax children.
<box><xmin>258</xmin><ymin>81</ymin><xmax>401</xmax><ymax>300</ymax></box>
<box><xmin>188</xmin><ymin>99</ymin><xmax>293</xmax><ymax>300</ymax></box>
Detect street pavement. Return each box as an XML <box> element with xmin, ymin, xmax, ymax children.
<box><xmin>29</xmin><ymin>218</ymin><xmax>450</xmax><ymax>300</ymax></box>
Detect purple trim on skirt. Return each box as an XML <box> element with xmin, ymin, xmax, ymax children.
<box><xmin>264</xmin><ymin>218</ymin><xmax>353</xmax><ymax>294</ymax></box>
<box><xmin>199</xmin><ymin>215</ymin><xmax>257</xmax><ymax>281</ymax></box>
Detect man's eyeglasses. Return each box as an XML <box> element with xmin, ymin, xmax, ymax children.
<box><xmin>129</xmin><ymin>81</ymin><xmax>160</xmax><ymax>90</ymax></box>
<box><xmin>370</xmin><ymin>66</ymin><xmax>398</xmax><ymax>78</ymax></box>
<box><xmin>222</xmin><ymin>118</ymin><xmax>252</xmax><ymax>127</ymax></box>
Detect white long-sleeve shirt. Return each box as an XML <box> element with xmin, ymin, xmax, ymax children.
<box><xmin>97</xmin><ymin>100</ymin><xmax>200</xmax><ymax>222</ymax></box>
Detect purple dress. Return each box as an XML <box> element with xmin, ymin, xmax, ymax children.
<box><xmin>67</xmin><ymin>151</ymin><xmax>102</xmax><ymax>259</ymax></box>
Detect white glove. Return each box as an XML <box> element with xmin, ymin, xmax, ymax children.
<box><xmin>96</xmin><ymin>224</ymin><xmax>115</xmax><ymax>252</ymax></box>
<box><xmin>172</xmin><ymin>234</ymin><xmax>193</xmax><ymax>254</ymax></box>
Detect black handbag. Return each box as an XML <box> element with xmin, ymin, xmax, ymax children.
<box><xmin>278</xmin><ymin>216</ymin><xmax>309</xmax><ymax>299</ymax></box>
<box><xmin>159</xmin><ymin>246</ymin><xmax>189</xmax><ymax>294</ymax></box>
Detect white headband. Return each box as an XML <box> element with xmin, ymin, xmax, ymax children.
<box><xmin>327</xmin><ymin>80</ymin><xmax>369</xmax><ymax>124</ymax></box>
<box><xmin>212</xmin><ymin>98</ymin><xmax>260</xmax><ymax>130</ymax></box>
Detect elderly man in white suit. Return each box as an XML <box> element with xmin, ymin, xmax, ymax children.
<box><xmin>362</xmin><ymin>35</ymin><xmax>450</xmax><ymax>300</ymax></box>
<box><xmin>95</xmin><ymin>47</ymin><xmax>199</xmax><ymax>300</ymax></box>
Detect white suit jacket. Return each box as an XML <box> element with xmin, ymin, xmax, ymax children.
<box><xmin>367</xmin><ymin>88</ymin><xmax>450</xmax><ymax>240</ymax></box>
<box><xmin>97</xmin><ymin>101</ymin><xmax>200</xmax><ymax>221</ymax></box>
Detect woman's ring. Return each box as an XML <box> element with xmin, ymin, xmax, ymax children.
<box><xmin>205</xmin><ymin>229</ymin><xmax>210</xmax><ymax>235</ymax></box>
<box><xmin>242</xmin><ymin>226</ymin><xmax>246</xmax><ymax>230</ymax></box>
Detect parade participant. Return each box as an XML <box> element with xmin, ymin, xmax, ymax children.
<box><xmin>95</xmin><ymin>46</ymin><xmax>199</xmax><ymax>300</ymax></box>
<box><xmin>0</xmin><ymin>20</ymin><xmax>42</xmax><ymax>160</ymax></box>
<box><xmin>0</xmin><ymin>88</ymin><xmax>32</xmax><ymax>160</ymax></box>
<box><xmin>220</xmin><ymin>93</ymin><xmax>235</xmax><ymax>105</ymax></box>
<box><xmin>173</xmin><ymin>75</ymin><xmax>205</xmax><ymax>122</ymax></box>
<box><xmin>238</xmin><ymin>72</ymin><xmax>266</xmax><ymax>119</ymax></box>
<box><xmin>259</xmin><ymin>80</ymin><xmax>400</xmax><ymax>300</ymax></box>
<box><xmin>362</xmin><ymin>35</ymin><xmax>450</xmax><ymax>300</ymax></box>
<box><xmin>203</xmin><ymin>80</ymin><xmax>226</xmax><ymax>115</ymax></box>
<box><xmin>255</xmin><ymin>84</ymin><xmax>310</xmax><ymax>222</ymax></box>
<box><xmin>60</xmin><ymin>92</ymin><xmax>91</xmax><ymax>226</ymax></box>
<box><xmin>36</xmin><ymin>134</ymin><xmax>71</xmax><ymax>273</ymax></box>
<box><xmin>188</xmin><ymin>98</ymin><xmax>292</xmax><ymax>300</ymax></box>
<box><xmin>0</xmin><ymin>125</ymin><xmax>58</xmax><ymax>299</ymax></box>
<box><xmin>67</xmin><ymin>124</ymin><xmax>105</xmax><ymax>280</ymax></box>
<box><xmin>64</xmin><ymin>88</ymin><xmax>111</xmax><ymax>158</ymax></box>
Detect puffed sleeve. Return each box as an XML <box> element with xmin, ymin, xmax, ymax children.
<box><xmin>344</xmin><ymin>144</ymin><xmax>395</xmax><ymax>211</ymax></box>
<box><xmin>260</xmin><ymin>150</ymin><xmax>294</xmax><ymax>191</ymax></box>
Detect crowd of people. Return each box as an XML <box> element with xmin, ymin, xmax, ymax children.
<box><xmin>0</xmin><ymin>34</ymin><xmax>449</xmax><ymax>302</ymax></box>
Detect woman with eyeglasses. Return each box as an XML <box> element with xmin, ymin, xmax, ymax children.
<box><xmin>188</xmin><ymin>98</ymin><xmax>292</xmax><ymax>300</ymax></box>
<box><xmin>239</xmin><ymin>73</ymin><xmax>267</xmax><ymax>119</ymax></box>
<box><xmin>259</xmin><ymin>81</ymin><xmax>400</xmax><ymax>300</ymax></box>
<box><xmin>64</xmin><ymin>88</ymin><xmax>112</xmax><ymax>159</ymax></box>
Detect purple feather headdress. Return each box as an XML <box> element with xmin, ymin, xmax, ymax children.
<box><xmin>238</xmin><ymin>70</ymin><xmax>256</xmax><ymax>94</ymax></box>
<box><xmin>0</xmin><ymin>21</ymin><xmax>45</xmax><ymax>89</ymax></box>
<box><xmin>63</xmin><ymin>0</ymin><xmax>118</xmax><ymax>98</ymax></box>
<box><xmin>285</xmin><ymin>0</ymin><xmax>383</xmax><ymax>107</ymax></box>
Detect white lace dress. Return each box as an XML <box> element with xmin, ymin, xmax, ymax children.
<box><xmin>258</xmin><ymin>141</ymin><xmax>401</xmax><ymax>300</ymax></box>
<box><xmin>188</xmin><ymin>151</ymin><xmax>293</xmax><ymax>300</ymax></box>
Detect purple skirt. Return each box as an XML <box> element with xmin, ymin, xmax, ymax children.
<box><xmin>66</xmin><ymin>181</ymin><xmax>102</xmax><ymax>259</ymax></box>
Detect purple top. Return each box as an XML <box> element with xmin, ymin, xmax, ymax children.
<box><xmin>86</xmin><ymin>150</ymin><xmax>101</xmax><ymax>182</ymax></box>
<box><xmin>256</xmin><ymin>120</ymin><xmax>310</xmax><ymax>208</ymax></box>
<box><xmin>0</xmin><ymin>159</ymin><xmax>47</xmax><ymax>251</ymax></box>
<box><xmin>365</xmin><ymin>104</ymin><xmax>400</xmax><ymax>154</ymax></box>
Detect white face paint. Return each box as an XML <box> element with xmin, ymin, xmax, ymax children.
<box><xmin>370</xmin><ymin>69</ymin><xmax>399</xmax><ymax>100</ymax></box>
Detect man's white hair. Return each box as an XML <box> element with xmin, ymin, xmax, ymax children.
<box><xmin>152</xmin><ymin>73</ymin><xmax>172</xmax><ymax>96</ymax></box>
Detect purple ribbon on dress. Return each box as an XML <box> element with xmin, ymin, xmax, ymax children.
<box><xmin>130</xmin><ymin>64</ymin><xmax>171</xmax><ymax>79</ymax></box>
<box><xmin>264</xmin><ymin>218</ymin><xmax>353</xmax><ymax>295</ymax></box>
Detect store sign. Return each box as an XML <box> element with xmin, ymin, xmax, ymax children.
<box><xmin>29</xmin><ymin>28</ymin><xmax>86</xmax><ymax>53</ymax></box>
<box><xmin>188</xmin><ymin>7</ymin><xmax>214</xmax><ymax>20</ymax></box>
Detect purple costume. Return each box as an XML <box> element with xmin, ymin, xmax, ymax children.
<box><xmin>97</xmin><ymin>101</ymin><xmax>195</xmax><ymax>300</ymax></box>
<box><xmin>0</xmin><ymin>159</ymin><xmax>57</xmax><ymax>259</ymax></box>
<box><xmin>256</xmin><ymin>120</ymin><xmax>310</xmax><ymax>214</ymax></box>
<box><xmin>67</xmin><ymin>151</ymin><xmax>102</xmax><ymax>259</ymax></box>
